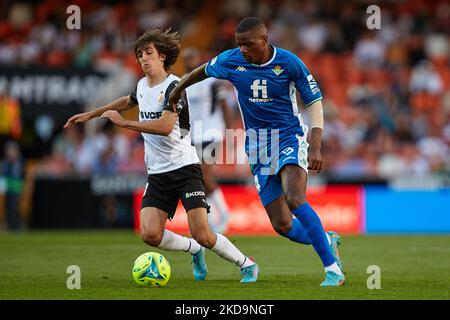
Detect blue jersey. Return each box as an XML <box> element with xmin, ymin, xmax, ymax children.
<box><xmin>205</xmin><ymin>46</ymin><xmax>322</xmax><ymax>157</ymax></box>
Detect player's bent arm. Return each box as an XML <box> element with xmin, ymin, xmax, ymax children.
<box><xmin>305</xmin><ymin>100</ymin><xmax>324</xmax><ymax>172</ymax></box>
<box><xmin>307</xmin><ymin>100</ymin><xmax>324</xmax><ymax>151</ymax></box>
<box><xmin>307</xmin><ymin>99</ymin><xmax>324</xmax><ymax>130</ymax></box>
<box><xmin>64</xmin><ymin>95</ymin><xmax>136</xmax><ymax>128</ymax></box>
<box><xmin>178</xmin><ymin>63</ymin><xmax>209</xmax><ymax>91</ymax></box>
<box><xmin>122</xmin><ymin>111</ymin><xmax>177</xmax><ymax>136</ymax></box>
<box><xmin>168</xmin><ymin>64</ymin><xmax>209</xmax><ymax>107</ymax></box>
<box><xmin>89</xmin><ymin>95</ymin><xmax>137</xmax><ymax>118</ymax></box>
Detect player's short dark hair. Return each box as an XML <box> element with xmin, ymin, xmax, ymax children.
<box><xmin>235</xmin><ymin>17</ymin><xmax>265</xmax><ymax>33</ymax></box>
<box><xmin>134</xmin><ymin>28</ymin><xmax>180</xmax><ymax>70</ymax></box>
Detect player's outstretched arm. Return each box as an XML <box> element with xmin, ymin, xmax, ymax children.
<box><xmin>168</xmin><ymin>63</ymin><xmax>209</xmax><ymax>110</ymax></box>
<box><xmin>101</xmin><ymin>110</ymin><xmax>177</xmax><ymax>136</ymax></box>
<box><xmin>63</xmin><ymin>95</ymin><xmax>136</xmax><ymax>128</ymax></box>
<box><xmin>307</xmin><ymin>100</ymin><xmax>324</xmax><ymax>173</ymax></box>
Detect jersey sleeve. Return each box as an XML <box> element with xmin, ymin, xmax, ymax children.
<box><xmin>129</xmin><ymin>85</ymin><xmax>138</xmax><ymax>104</ymax></box>
<box><xmin>204</xmin><ymin>50</ymin><xmax>233</xmax><ymax>80</ymax></box>
<box><xmin>291</xmin><ymin>54</ymin><xmax>323</xmax><ymax>107</ymax></box>
<box><xmin>163</xmin><ymin>80</ymin><xmax>190</xmax><ymax>137</ymax></box>
<box><xmin>163</xmin><ymin>80</ymin><xmax>186</xmax><ymax>114</ymax></box>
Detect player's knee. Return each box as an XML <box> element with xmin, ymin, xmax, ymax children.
<box><xmin>204</xmin><ymin>183</ymin><xmax>216</xmax><ymax>195</ymax></box>
<box><xmin>141</xmin><ymin>230</ymin><xmax>163</xmax><ymax>247</ymax></box>
<box><xmin>285</xmin><ymin>195</ymin><xmax>306</xmax><ymax>210</ymax></box>
<box><xmin>192</xmin><ymin>230</ymin><xmax>215</xmax><ymax>249</ymax></box>
<box><xmin>203</xmin><ymin>177</ymin><xmax>217</xmax><ymax>194</ymax></box>
<box><xmin>272</xmin><ymin>218</ymin><xmax>292</xmax><ymax>235</ymax></box>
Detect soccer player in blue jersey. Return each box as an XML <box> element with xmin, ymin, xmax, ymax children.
<box><xmin>169</xmin><ymin>17</ymin><xmax>345</xmax><ymax>286</ymax></box>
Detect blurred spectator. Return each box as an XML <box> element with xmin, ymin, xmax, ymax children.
<box><xmin>400</xmin><ymin>142</ymin><xmax>430</xmax><ymax>176</ymax></box>
<box><xmin>297</xmin><ymin>17</ymin><xmax>328</xmax><ymax>53</ymax></box>
<box><xmin>61</xmin><ymin>125</ymin><xmax>98</xmax><ymax>174</ymax></box>
<box><xmin>92</xmin><ymin>144</ymin><xmax>119</xmax><ymax>175</ymax></box>
<box><xmin>91</xmin><ymin>121</ymin><xmax>130</xmax><ymax>167</ymax></box>
<box><xmin>0</xmin><ymin>141</ymin><xmax>25</xmax><ymax>231</ymax></box>
<box><xmin>117</xmin><ymin>136</ymin><xmax>146</xmax><ymax>174</ymax></box>
<box><xmin>417</xmin><ymin>125</ymin><xmax>448</xmax><ymax>173</ymax></box>
<box><xmin>353</xmin><ymin>32</ymin><xmax>386</xmax><ymax>68</ymax></box>
<box><xmin>0</xmin><ymin>0</ymin><xmax>448</xmax><ymax>180</ymax></box>
<box><xmin>0</xmin><ymin>91</ymin><xmax>22</xmax><ymax>156</ymax></box>
<box><xmin>409</xmin><ymin>60</ymin><xmax>444</xmax><ymax>94</ymax></box>
<box><xmin>38</xmin><ymin>138</ymin><xmax>73</xmax><ymax>177</ymax></box>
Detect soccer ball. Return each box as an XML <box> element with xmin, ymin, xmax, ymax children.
<box><xmin>132</xmin><ymin>252</ymin><xmax>171</xmax><ymax>287</ymax></box>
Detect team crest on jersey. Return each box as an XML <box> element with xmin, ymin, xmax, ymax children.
<box><xmin>272</xmin><ymin>65</ymin><xmax>284</xmax><ymax>76</ymax></box>
<box><xmin>157</xmin><ymin>91</ymin><xmax>164</xmax><ymax>103</ymax></box>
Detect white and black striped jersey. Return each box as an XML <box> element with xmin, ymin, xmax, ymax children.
<box><xmin>186</xmin><ymin>78</ymin><xmax>227</xmax><ymax>144</ymax></box>
<box><xmin>130</xmin><ymin>74</ymin><xmax>199</xmax><ymax>174</ymax></box>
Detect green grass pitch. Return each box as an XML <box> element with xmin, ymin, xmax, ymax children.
<box><xmin>0</xmin><ymin>231</ymin><xmax>449</xmax><ymax>300</ymax></box>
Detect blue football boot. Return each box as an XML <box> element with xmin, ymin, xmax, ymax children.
<box><xmin>191</xmin><ymin>247</ymin><xmax>207</xmax><ymax>280</ymax></box>
<box><xmin>327</xmin><ymin>231</ymin><xmax>344</xmax><ymax>273</ymax></box>
<box><xmin>240</xmin><ymin>258</ymin><xmax>259</xmax><ymax>283</ymax></box>
<box><xmin>320</xmin><ymin>271</ymin><xmax>345</xmax><ymax>287</ymax></box>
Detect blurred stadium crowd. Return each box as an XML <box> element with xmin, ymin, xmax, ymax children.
<box><xmin>0</xmin><ymin>0</ymin><xmax>449</xmax><ymax>180</ymax></box>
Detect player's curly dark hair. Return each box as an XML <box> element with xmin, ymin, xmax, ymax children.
<box><xmin>134</xmin><ymin>28</ymin><xmax>180</xmax><ymax>71</ymax></box>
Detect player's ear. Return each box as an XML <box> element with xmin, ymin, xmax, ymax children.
<box><xmin>159</xmin><ymin>52</ymin><xmax>166</xmax><ymax>63</ymax></box>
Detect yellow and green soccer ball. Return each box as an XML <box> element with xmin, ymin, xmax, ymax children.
<box><xmin>132</xmin><ymin>252</ymin><xmax>171</xmax><ymax>287</ymax></box>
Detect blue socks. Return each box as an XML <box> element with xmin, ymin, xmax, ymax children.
<box><xmin>291</xmin><ymin>203</ymin><xmax>335</xmax><ymax>267</ymax></box>
<box><xmin>283</xmin><ymin>217</ymin><xmax>311</xmax><ymax>245</ymax></box>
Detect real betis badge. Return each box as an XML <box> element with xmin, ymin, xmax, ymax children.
<box><xmin>272</xmin><ymin>65</ymin><xmax>284</xmax><ymax>76</ymax></box>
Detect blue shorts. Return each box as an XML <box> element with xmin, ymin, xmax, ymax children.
<box><xmin>252</xmin><ymin>132</ymin><xmax>309</xmax><ymax>207</ymax></box>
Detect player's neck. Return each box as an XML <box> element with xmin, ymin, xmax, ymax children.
<box><xmin>256</xmin><ymin>45</ymin><xmax>274</xmax><ymax>65</ymax></box>
<box><xmin>146</xmin><ymin>71</ymin><xmax>169</xmax><ymax>88</ymax></box>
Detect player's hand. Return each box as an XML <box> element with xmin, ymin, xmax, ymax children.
<box><xmin>64</xmin><ymin>112</ymin><xmax>93</xmax><ymax>128</ymax></box>
<box><xmin>101</xmin><ymin>110</ymin><xmax>127</xmax><ymax>127</ymax></box>
<box><xmin>168</xmin><ymin>87</ymin><xmax>182</xmax><ymax>112</ymax></box>
<box><xmin>308</xmin><ymin>148</ymin><xmax>323</xmax><ymax>173</ymax></box>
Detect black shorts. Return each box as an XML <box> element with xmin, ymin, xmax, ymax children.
<box><xmin>140</xmin><ymin>164</ymin><xmax>210</xmax><ymax>219</ymax></box>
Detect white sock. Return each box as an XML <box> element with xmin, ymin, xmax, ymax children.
<box><xmin>158</xmin><ymin>229</ymin><xmax>201</xmax><ymax>255</ymax></box>
<box><xmin>326</xmin><ymin>233</ymin><xmax>331</xmax><ymax>245</ymax></box>
<box><xmin>211</xmin><ymin>233</ymin><xmax>254</xmax><ymax>268</ymax></box>
<box><xmin>210</xmin><ymin>188</ymin><xmax>230</xmax><ymax>220</ymax></box>
<box><xmin>324</xmin><ymin>262</ymin><xmax>343</xmax><ymax>275</ymax></box>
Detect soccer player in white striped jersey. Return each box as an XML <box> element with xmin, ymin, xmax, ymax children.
<box><xmin>64</xmin><ymin>28</ymin><xmax>258</xmax><ymax>283</ymax></box>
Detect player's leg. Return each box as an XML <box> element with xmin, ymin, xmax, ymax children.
<box><xmin>140</xmin><ymin>175</ymin><xmax>207</xmax><ymax>281</ymax></box>
<box><xmin>201</xmin><ymin>163</ymin><xmax>218</xmax><ymax>195</ymax></box>
<box><xmin>261</xmin><ymin>177</ymin><xmax>341</xmax><ymax>264</ymax></box>
<box><xmin>179</xmin><ymin>164</ymin><xmax>257</xmax><ymax>283</ymax></box>
<box><xmin>254</xmin><ymin>172</ymin><xmax>311</xmax><ymax>245</ymax></box>
<box><xmin>264</xmin><ymin>194</ymin><xmax>311</xmax><ymax>245</ymax></box>
<box><xmin>280</xmin><ymin>164</ymin><xmax>344</xmax><ymax>286</ymax></box>
<box><xmin>265</xmin><ymin>193</ymin><xmax>343</xmax><ymax>266</ymax></box>
<box><xmin>140</xmin><ymin>207</ymin><xmax>201</xmax><ymax>254</ymax></box>
<box><xmin>186</xmin><ymin>206</ymin><xmax>258</xmax><ymax>283</ymax></box>
<box><xmin>199</xmin><ymin>140</ymin><xmax>230</xmax><ymax>233</ymax></box>
<box><xmin>140</xmin><ymin>206</ymin><xmax>208</xmax><ymax>281</ymax></box>
<box><xmin>202</xmin><ymin>163</ymin><xmax>230</xmax><ymax>233</ymax></box>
